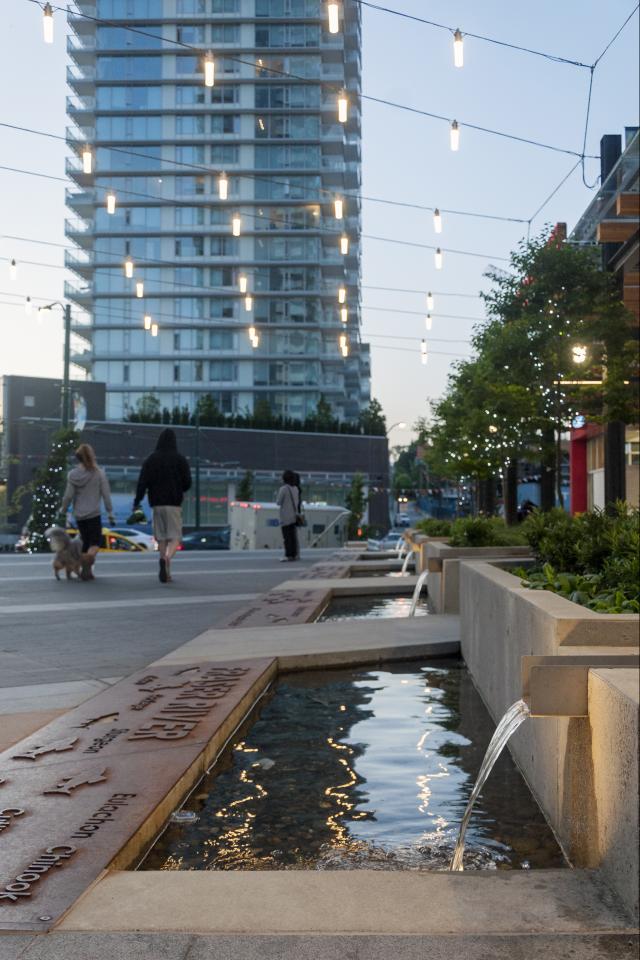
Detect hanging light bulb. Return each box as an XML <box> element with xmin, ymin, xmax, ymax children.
<box><xmin>338</xmin><ymin>285</ymin><xmax>346</xmax><ymax>304</ymax></box>
<box><xmin>238</xmin><ymin>273</ymin><xmax>248</xmax><ymax>293</ymax></box>
<box><xmin>340</xmin><ymin>306</ymin><xmax>348</xmax><ymax>324</ymax></box>
<box><xmin>339</xmin><ymin>333</ymin><xmax>347</xmax><ymax>350</ymax></box>
<box><xmin>450</xmin><ymin>120</ymin><xmax>460</xmax><ymax>151</ymax></box>
<box><xmin>232</xmin><ymin>213</ymin><xmax>242</xmax><ymax>236</ymax></box>
<box><xmin>337</xmin><ymin>91</ymin><xmax>348</xmax><ymax>123</ymax></box>
<box><xmin>245</xmin><ymin>294</ymin><xmax>253</xmax><ymax>312</ymax></box>
<box><xmin>106</xmin><ymin>191</ymin><xmax>116</xmax><ymax>215</ymax></box>
<box><xmin>218</xmin><ymin>172</ymin><xmax>228</xmax><ymax>200</ymax></box>
<box><xmin>151</xmin><ymin>322</ymin><xmax>159</xmax><ymax>337</ymax></box>
<box><xmin>334</xmin><ymin>198</ymin><xmax>344</xmax><ymax>220</ymax></box>
<box><xmin>327</xmin><ymin>1</ymin><xmax>340</xmax><ymax>34</ymax></box>
<box><xmin>9</xmin><ymin>259</ymin><xmax>17</xmax><ymax>280</ymax></box>
<box><xmin>124</xmin><ymin>257</ymin><xmax>134</xmax><ymax>278</ymax></box>
<box><xmin>25</xmin><ymin>296</ymin><xmax>32</xmax><ymax>316</ymax></box>
<box><xmin>204</xmin><ymin>51</ymin><xmax>215</xmax><ymax>87</ymax></box>
<box><xmin>433</xmin><ymin>208</ymin><xmax>442</xmax><ymax>234</ymax></box>
<box><xmin>43</xmin><ymin>2</ymin><xmax>54</xmax><ymax>43</ymax></box>
<box><xmin>143</xmin><ymin>314</ymin><xmax>152</xmax><ymax>330</ymax></box>
<box><xmin>572</xmin><ymin>344</ymin><xmax>588</xmax><ymax>364</ymax></box>
<box><xmin>249</xmin><ymin>325</ymin><xmax>256</xmax><ymax>341</ymax></box>
<box><xmin>426</xmin><ymin>291</ymin><xmax>434</xmax><ymax>311</ymax></box>
<box><xmin>341</xmin><ymin>341</ymin><xmax>349</xmax><ymax>357</ymax></box>
<box><xmin>425</xmin><ymin>314</ymin><xmax>432</xmax><ymax>331</ymax></box>
<box><xmin>340</xmin><ymin>234</ymin><xmax>349</xmax><ymax>255</ymax></box>
<box><xmin>435</xmin><ymin>248</ymin><xmax>443</xmax><ymax>270</ymax></box>
<box><xmin>453</xmin><ymin>29</ymin><xmax>464</xmax><ymax>68</ymax></box>
<box><xmin>421</xmin><ymin>339</ymin><xmax>428</xmax><ymax>365</ymax></box>
<box><xmin>82</xmin><ymin>146</ymin><xmax>93</xmax><ymax>174</ymax></box>
<box><xmin>136</xmin><ymin>280</ymin><xmax>144</xmax><ymax>298</ymax></box>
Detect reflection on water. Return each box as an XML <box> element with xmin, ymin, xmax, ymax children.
<box><xmin>141</xmin><ymin>660</ymin><xmax>566</xmax><ymax>872</ymax></box>
<box><xmin>317</xmin><ymin>595</ymin><xmax>428</xmax><ymax>620</ymax></box>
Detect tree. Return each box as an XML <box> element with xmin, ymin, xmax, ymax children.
<box><xmin>252</xmin><ymin>397</ymin><xmax>277</xmax><ymax>429</ymax></box>
<box><xmin>359</xmin><ymin>398</ymin><xmax>387</xmax><ymax>436</ymax></box>
<box><xmin>314</xmin><ymin>394</ymin><xmax>334</xmax><ymax>429</ymax></box>
<box><xmin>194</xmin><ymin>394</ymin><xmax>224</xmax><ymax>427</ymax></box>
<box><xmin>237</xmin><ymin>469</ymin><xmax>254</xmax><ymax>501</ymax></box>
<box><xmin>26</xmin><ymin>428</ymin><xmax>79</xmax><ymax>552</ymax></box>
<box><xmin>345</xmin><ymin>472</ymin><xmax>366</xmax><ymax>539</ymax></box>
<box><xmin>127</xmin><ymin>394</ymin><xmax>161</xmax><ymax>423</ymax></box>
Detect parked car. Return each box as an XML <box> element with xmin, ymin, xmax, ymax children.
<box><xmin>109</xmin><ymin>527</ymin><xmax>157</xmax><ymax>551</ymax></box>
<box><xmin>395</xmin><ymin>513</ymin><xmax>411</xmax><ymax>528</ymax></box>
<box><xmin>179</xmin><ymin>527</ymin><xmax>230</xmax><ymax>551</ymax></box>
<box><xmin>66</xmin><ymin>528</ymin><xmax>146</xmax><ymax>552</ymax></box>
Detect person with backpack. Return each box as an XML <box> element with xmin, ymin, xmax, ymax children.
<box><xmin>60</xmin><ymin>443</ymin><xmax>114</xmax><ymax>581</ymax></box>
<box><xmin>132</xmin><ymin>428</ymin><xmax>192</xmax><ymax>583</ymax></box>
<box><xmin>276</xmin><ymin>469</ymin><xmax>301</xmax><ymax>562</ymax></box>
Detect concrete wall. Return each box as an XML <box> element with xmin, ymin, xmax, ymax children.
<box><xmin>459</xmin><ymin>560</ymin><xmax>639</xmax><ymax>919</ymax></box>
<box><xmin>427</xmin><ymin>543</ymin><xmax>531</xmax><ymax>614</ymax></box>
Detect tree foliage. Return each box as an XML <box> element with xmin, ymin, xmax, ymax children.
<box><xmin>26</xmin><ymin>428</ymin><xmax>79</xmax><ymax>552</ymax></box>
<box><xmin>345</xmin><ymin>472</ymin><xmax>366</xmax><ymax>539</ymax></box>
<box><xmin>236</xmin><ymin>470</ymin><xmax>254</xmax><ymax>502</ymax></box>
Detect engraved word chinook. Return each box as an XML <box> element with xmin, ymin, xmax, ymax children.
<box><xmin>0</xmin><ymin>845</ymin><xmax>77</xmax><ymax>902</ymax></box>
<box><xmin>0</xmin><ymin>808</ymin><xmax>25</xmax><ymax>834</ymax></box>
<box><xmin>13</xmin><ymin>736</ymin><xmax>79</xmax><ymax>761</ymax></box>
<box><xmin>44</xmin><ymin>769</ymin><xmax>108</xmax><ymax>796</ymax></box>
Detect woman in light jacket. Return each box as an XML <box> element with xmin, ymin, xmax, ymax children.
<box><xmin>276</xmin><ymin>469</ymin><xmax>299</xmax><ymax>562</ymax></box>
<box><xmin>61</xmin><ymin>443</ymin><xmax>114</xmax><ymax>580</ymax></box>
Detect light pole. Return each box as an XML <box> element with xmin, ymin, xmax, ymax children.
<box><xmin>194</xmin><ymin>402</ymin><xmax>201</xmax><ymax>529</ymax></box>
<box><xmin>385</xmin><ymin>421</ymin><xmax>407</xmax><ymax>437</ymax></box>
<box><xmin>39</xmin><ymin>302</ymin><xmax>72</xmax><ymax>428</ymax></box>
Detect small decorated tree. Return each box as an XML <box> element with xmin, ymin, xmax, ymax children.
<box><xmin>27</xmin><ymin>428</ymin><xmax>79</xmax><ymax>552</ymax></box>
<box><xmin>345</xmin><ymin>472</ymin><xmax>366</xmax><ymax>539</ymax></box>
<box><xmin>237</xmin><ymin>469</ymin><xmax>254</xmax><ymax>502</ymax></box>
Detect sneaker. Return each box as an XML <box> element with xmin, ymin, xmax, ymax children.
<box><xmin>159</xmin><ymin>558</ymin><xmax>168</xmax><ymax>583</ymax></box>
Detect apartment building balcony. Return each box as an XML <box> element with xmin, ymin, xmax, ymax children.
<box><xmin>67</xmin><ymin>34</ymin><xmax>96</xmax><ymax>63</ymax></box>
<box><xmin>66</xmin><ymin>188</ymin><xmax>95</xmax><ymax>214</ymax></box>
<box><xmin>66</xmin><ymin>96</ymin><xmax>96</xmax><ymax>123</ymax></box>
<box><xmin>64</xmin><ymin>280</ymin><xmax>93</xmax><ymax>304</ymax></box>
<box><xmin>66</xmin><ymin>65</ymin><xmax>96</xmax><ymax>94</ymax></box>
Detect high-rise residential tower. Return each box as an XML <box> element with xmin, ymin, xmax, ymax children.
<box><xmin>65</xmin><ymin>0</ymin><xmax>369</xmax><ymax>423</ymax></box>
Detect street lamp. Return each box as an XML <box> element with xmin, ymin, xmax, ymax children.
<box><xmin>38</xmin><ymin>301</ymin><xmax>72</xmax><ymax>428</ymax></box>
<box><xmin>386</xmin><ymin>421</ymin><xmax>407</xmax><ymax>437</ymax></box>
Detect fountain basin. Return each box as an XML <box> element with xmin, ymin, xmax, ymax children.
<box><xmin>317</xmin><ymin>594</ymin><xmax>428</xmax><ymax>620</ymax></box>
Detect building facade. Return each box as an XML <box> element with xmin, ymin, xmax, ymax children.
<box><xmin>65</xmin><ymin>0</ymin><xmax>369</xmax><ymax>423</ymax></box>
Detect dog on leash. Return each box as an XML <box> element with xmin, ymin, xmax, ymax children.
<box><xmin>45</xmin><ymin>526</ymin><xmax>83</xmax><ymax>580</ymax></box>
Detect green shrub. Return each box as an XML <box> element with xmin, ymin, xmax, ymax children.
<box><xmin>448</xmin><ymin>516</ymin><xmax>527</xmax><ymax>548</ymax></box>
<box><xmin>520</xmin><ymin>503</ymin><xmax>639</xmax><ymax>614</ymax></box>
<box><xmin>414</xmin><ymin>518</ymin><xmax>453</xmax><ymax>537</ymax></box>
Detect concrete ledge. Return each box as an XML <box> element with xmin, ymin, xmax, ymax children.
<box><xmin>277</xmin><ymin>576</ymin><xmax>418</xmax><ymax>596</ymax></box>
<box><xmin>426</xmin><ymin>544</ymin><xmax>532</xmax><ymax>613</ymax></box>
<box><xmin>59</xmin><ymin>869</ymin><xmax>633</xmax><ymax>935</ymax></box>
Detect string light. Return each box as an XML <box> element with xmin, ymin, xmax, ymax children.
<box><xmin>245</xmin><ymin>294</ymin><xmax>253</xmax><ymax>312</ymax></box>
<box><xmin>426</xmin><ymin>291</ymin><xmax>434</xmax><ymax>311</ymax></box>
<box><xmin>25</xmin><ymin>296</ymin><xmax>32</xmax><ymax>316</ymax></box>
<box><xmin>143</xmin><ymin>314</ymin><xmax>152</xmax><ymax>330</ymax></box>
<box><xmin>433</xmin><ymin>208</ymin><xmax>442</xmax><ymax>233</ymax></box>
<box><xmin>135</xmin><ymin>280</ymin><xmax>144</xmax><ymax>298</ymax></box>
<box><xmin>572</xmin><ymin>344</ymin><xmax>588</xmax><ymax>363</ymax></box>
<box><xmin>450</xmin><ymin>120</ymin><xmax>460</xmax><ymax>151</ymax></box>
<box><xmin>339</xmin><ymin>333</ymin><xmax>347</xmax><ymax>350</ymax></box>
<box><xmin>334</xmin><ymin>198</ymin><xmax>344</xmax><ymax>220</ymax></box>
<box><xmin>218</xmin><ymin>172</ymin><xmax>228</xmax><ymax>200</ymax></box>
<box><xmin>81</xmin><ymin>146</ymin><xmax>93</xmax><ymax>174</ymax></box>
<box><xmin>232</xmin><ymin>213</ymin><xmax>242</xmax><ymax>237</ymax></box>
<box><xmin>238</xmin><ymin>274</ymin><xmax>248</xmax><ymax>293</ymax></box>
<box><xmin>338</xmin><ymin>286</ymin><xmax>346</xmax><ymax>304</ymax></box>
<box><xmin>9</xmin><ymin>259</ymin><xmax>17</xmax><ymax>280</ymax></box>
<box><xmin>106</xmin><ymin>192</ymin><xmax>116</xmax><ymax>214</ymax></box>
<box><xmin>425</xmin><ymin>314</ymin><xmax>433</xmax><ymax>331</ymax></box>
<box><xmin>43</xmin><ymin>2</ymin><xmax>54</xmax><ymax>43</ymax></box>
<box><xmin>204</xmin><ymin>52</ymin><xmax>215</xmax><ymax>87</ymax></box>
<box><xmin>151</xmin><ymin>322</ymin><xmax>158</xmax><ymax>336</ymax></box>
<box><xmin>340</xmin><ymin>306</ymin><xmax>348</xmax><ymax>324</ymax></box>
<box><xmin>124</xmin><ymin>257</ymin><xmax>134</xmax><ymax>278</ymax></box>
<box><xmin>435</xmin><ymin>248</ymin><xmax>443</xmax><ymax>269</ymax></box>
<box><xmin>249</xmin><ymin>326</ymin><xmax>259</xmax><ymax>348</ymax></box>
<box><xmin>421</xmin><ymin>339</ymin><xmax>429</xmax><ymax>364</ymax></box>
<box><xmin>338</xmin><ymin>92</ymin><xmax>348</xmax><ymax>123</ymax></box>
<box><xmin>453</xmin><ymin>29</ymin><xmax>464</xmax><ymax>67</ymax></box>
<box><xmin>340</xmin><ymin>235</ymin><xmax>349</xmax><ymax>255</ymax></box>
<box><xmin>327</xmin><ymin>1</ymin><xmax>340</xmax><ymax>34</ymax></box>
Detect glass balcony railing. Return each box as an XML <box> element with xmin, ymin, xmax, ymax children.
<box><xmin>66</xmin><ymin>96</ymin><xmax>96</xmax><ymax>115</ymax></box>
<box><xmin>64</xmin><ymin>280</ymin><xmax>92</xmax><ymax>299</ymax></box>
<box><xmin>66</xmin><ymin>65</ymin><xmax>96</xmax><ymax>84</ymax></box>
<box><xmin>65</xmin><ymin>219</ymin><xmax>94</xmax><ymax>237</ymax></box>
<box><xmin>66</xmin><ymin>124</ymin><xmax>95</xmax><ymax>144</ymax></box>
<box><xmin>67</xmin><ymin>34</ymin><xmax>96</xmax><ymax>52</ymax></box>
<box><xmin>66</xmin><ymin>188</ymin><xmax>95</xmax><ymax>206</ymax></box>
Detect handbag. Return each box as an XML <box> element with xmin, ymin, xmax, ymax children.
<box><xmin>287</xmin><ymin>486</ymin><xmax>306</xmax><ymax>527</ymax></box>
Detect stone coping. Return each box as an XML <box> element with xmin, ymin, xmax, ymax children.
<box><xmin>426</xmin><ymin>542</ymin><xmax>531</xmax><ymax>573</ymax></box>
<box><xmin>57</xmin><ymin>869</ymin><xmax>634</xmax><ymax>936</ymax></box>
<box><xmin>460</xmin><ymin>561</ymin><xmax>639</xmax><ymax>645</ymax></box>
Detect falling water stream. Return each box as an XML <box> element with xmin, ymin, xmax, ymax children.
<box><xmin>409</xmin><ymin>570</ymin><xmax>429</xmax><ymax>616</ymax></box>
<box><xmin>400</xmin><ymin>549</ymin><xmax>415</xmax><ymax>574</ymax></box>
<box><xmin>449</xmin><ymin>699</ymin><xmax>531</xmax><ymax>871</ymax></box>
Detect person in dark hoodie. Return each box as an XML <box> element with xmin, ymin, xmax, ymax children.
<box><xmin>61</xmin><ymin>443</ymin><xmax>115</xmax><ymax>581</ymax></box>
<box><xmin>133</xmin><ymin>428</ymin><xmax>192</xmax><ymax>583</ymax></box>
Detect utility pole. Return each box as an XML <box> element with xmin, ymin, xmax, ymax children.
<box><xmin>62</xmin><ymin>303</ymin><xmax>72</xmax><ymax>428</ymax></box>
<box><xmin>194</xmin><ymin>402</ymin><xmax>201</xmax><ymax>529</ymax></box>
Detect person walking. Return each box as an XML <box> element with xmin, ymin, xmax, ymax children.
<box><xmin>276</xmin><ymin>469</ymin><xmax>300</xmax><ymax>562</ymax></box>
<box><xmin>132</xmin><ymin>428</ymin><xmax>191</xmax><ymax>583</ymax></box>
<box><xmin>61</xmin><ymin>443</ymin><xmax>114</xmax><ymax>581</ymax></box>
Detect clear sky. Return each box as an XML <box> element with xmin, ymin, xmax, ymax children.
<box><xmin>1</xmin><ymin>0</ymin><xmax>638</xmax><ymax>446</ymax></box>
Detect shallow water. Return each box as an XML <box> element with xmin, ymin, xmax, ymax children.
<box><xmin>317</xmin><ymin>595</ymin><xmax>428</xmax><ymax>620</ymax></box>
<box><xmin>141</xmin><ymin>660</ymin><xmax>566</xmax><ymax>872</ymax></box>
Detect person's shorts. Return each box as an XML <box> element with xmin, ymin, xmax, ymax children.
<box><xmin>77</xmin><ymin>515</ymin><xmax>102</xmax><ymax>552</ymax></box>
<box><xmin>153</xmin><ymin>505</ymin><xmax>183</xmax><ymax>541</ymax></box>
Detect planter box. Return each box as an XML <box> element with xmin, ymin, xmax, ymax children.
<box><xmin>426</xmin><ymin>542</ymin><xmax>531</xmax><ymax>613</ymax></box>
<box><xmin>459</xmin><ymin>560</ymin><xmax>639</xmax><ymax>919</ymax></box>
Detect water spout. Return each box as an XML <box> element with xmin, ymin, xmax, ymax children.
<box><xmin>449</xmin><ymin>699</ymin><xmax>530</xmax><ymax>871</ymax></box>
<box><xmin>395</xmin><ymin>537</ymin><xmax>406</xmax><ymax>558</ymax></box>
<box><xmin>400</xmin><ymin>549</ymin><xmax>414</xmax><ymax>575</ymax></box>
<box><xmin>408</xmin><ymin>569</ymin><xmax>429</xmax><ymax>616</ymax></box>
